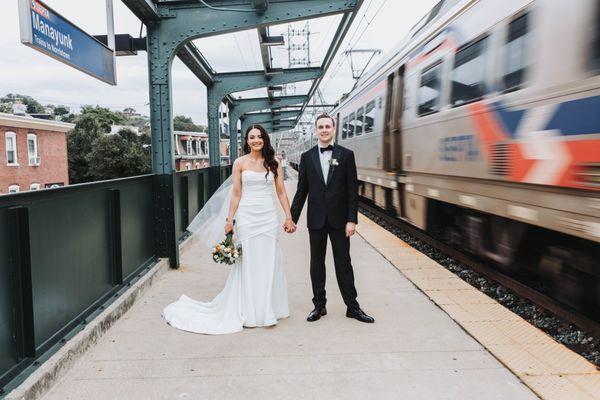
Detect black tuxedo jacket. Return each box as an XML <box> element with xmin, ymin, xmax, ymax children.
<box><xmin>291</xmin><ymin>144</ymin><xmax>358</xmax><ymax>230</ymax></box>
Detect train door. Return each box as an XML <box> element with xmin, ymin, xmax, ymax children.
<box><xmin>382</xmin><ymin>66</ymin><xmax>406</xmax><ymax>216</ymax></box>
<box><xmin>382</xmin><ymin>66</ymin><xmax>405</xmax><ymax>171</ymax></box>
<box><xmin>382</xmin><ymin>73</ymin><xmax>394</xmax><ymax>171</ymax></box>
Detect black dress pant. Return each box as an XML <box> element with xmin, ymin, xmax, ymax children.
<box><xmin>309</xmin><ymin>219</ymin><xmax>359</xmax><ymax>310</ymax></box>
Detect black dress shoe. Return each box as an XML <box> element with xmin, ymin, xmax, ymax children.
<box><xmin>346</xmin><ymin>308</ymin><xmax>374</xmax><ymax>323</ymax></box>
<box><xmin>307</xmin><ymin>307</ymin><xmax>327</xmax><ymax>322</ymax></box>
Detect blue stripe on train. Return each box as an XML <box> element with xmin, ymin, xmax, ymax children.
<box><xmin>544</xmin><ymin>95</ymin><xmax>600</xmax><ymax>136</ymax></box>
<box><xmin>491</xmin><ymin>95</ymin><xmax>600</xmax><ymax>138</ymax></box>
<box><xmin>491</xmin><ymin>102</ymin><xmax>524</xmax><ymax>139</ymax></box>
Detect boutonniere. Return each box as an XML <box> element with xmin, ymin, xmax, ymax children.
<box><xmin>329</xmin><ymin>158</ymin><xmax>339</xmax><ymax>167</ymax></box>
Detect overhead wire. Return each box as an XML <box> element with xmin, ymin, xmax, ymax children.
<box><xmin>320</xmin><ymin>0</ymin><xmax>388</xmax><ymax>94</ymax></box>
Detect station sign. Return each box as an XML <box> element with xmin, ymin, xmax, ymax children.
<box><xmin>18</xmin><ymin>0</ymin><xmax>116</xmax><ymax>85</ymax></box>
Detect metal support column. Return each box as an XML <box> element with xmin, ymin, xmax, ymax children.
<box><xmin>147</xmin><ymin>23</ymin><xmax>178</xmax><ymax>268</ymax></box>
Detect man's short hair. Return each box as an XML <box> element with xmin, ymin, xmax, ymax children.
<box><xmin>315</xmin><ymin>113</ymin><xmax>335</xmax><ymax>127</ymax></box>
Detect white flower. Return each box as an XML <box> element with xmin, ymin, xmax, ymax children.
<box><xmin>234</xmin><ymin>254</ymin><xmax>239</xmax><ymax>258</ymax></box>
<box><xmin>329</xmin><ymin>158</ymin><xmax>339</xmax><ymax>166</ymax></box>
<box><xmin>213</xmin><ymin>255</ymin><xmax>218</xmax><ymax>260</ymax></box>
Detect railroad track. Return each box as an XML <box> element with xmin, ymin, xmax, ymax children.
<box><xmin>359</xmin><ymin>199</ymin><xmax>600</xmax><ymax>339</ymax></box>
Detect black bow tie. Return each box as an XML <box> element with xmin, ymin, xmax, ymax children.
<box><xmin>320</xmin><ymin>145</ymin><xmax>334</xmax><ymax>153</ymax></box>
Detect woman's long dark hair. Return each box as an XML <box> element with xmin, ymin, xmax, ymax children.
<box><xmin>243</xmin><ymin>124</ymin><xmax>278</xmax><ymax>180</ymax></box>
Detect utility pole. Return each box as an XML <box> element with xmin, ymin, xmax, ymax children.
<box><xmin>343</xmin><ymin>49</ymin><xmax>382</xmax><ymax>87</ymax></box>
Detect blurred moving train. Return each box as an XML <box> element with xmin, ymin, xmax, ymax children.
<box><xmin>288</xmin><ymin>0</ymin><xmax>600</xmax><ymax>315</ymax></box>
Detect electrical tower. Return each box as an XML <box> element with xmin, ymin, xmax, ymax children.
<box><xmin>281</xmin><ymin>22</ymin><xmax>311</xmax><ymax>96</ymax></box>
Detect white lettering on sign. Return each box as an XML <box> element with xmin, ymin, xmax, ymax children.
<box><xmin>31</xmin><ymin>11</ymin><xmax>73</xmax><ymax>50</ymax></box>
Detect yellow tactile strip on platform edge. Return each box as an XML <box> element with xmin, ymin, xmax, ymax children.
<box><xmin>356</xmin><ymin>214</ymin><xmax>600</xmax><ymax>400</ymax></box>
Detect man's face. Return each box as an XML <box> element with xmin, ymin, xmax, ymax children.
<box><xmin>316</xmin><ymin>117</ymin><xmax>335</xmax><ymax>144</ymax></box>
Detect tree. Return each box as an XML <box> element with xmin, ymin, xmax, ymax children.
<box><xmin>67</xmin><ymin>114</ymin><xmax>103</xmax><ymax>183</ymax></box>
<box><xmin>173</xmin><ymin>115</ymin><xmax>202</xmax><ymax>132</ymax></box>
<box><xmin>0</xmin><ymin>93</ymin><xmax>45</xmax><ymax>114</ymax></box>
<box><xmin>53</xmin><ymin>106</ymin><xmax>70</xmax><ymax>117</ymax></box>
<box><xmin>79</xmin><ymin>105</ymin><xmax>125</xmax><ymax>132</ymax></box>
<box><xmin>86</xmin><ymin>128</ymin><xmax>151</xmax><ymax>180</ymax></box>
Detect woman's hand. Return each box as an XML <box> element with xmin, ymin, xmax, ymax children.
<box><xmin>224</xmin><ymin>220</ymin><xmax>234</xmax><ymax>235</ymax></box>
<box><xmin>283</xmin><ymin>218</ymin><xmax>296</xmax><ymax>233</ymax></box>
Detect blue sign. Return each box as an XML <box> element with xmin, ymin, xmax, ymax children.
<box><xmin>18</xmin><ymin>0</ymin><xmax>116</xmax><ymax>85</ymax></box>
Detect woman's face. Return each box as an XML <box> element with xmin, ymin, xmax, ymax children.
<box><xmin>247</xmin><ymin>128</ymin><xmax>264</xmax><ymax>152</ymax></box>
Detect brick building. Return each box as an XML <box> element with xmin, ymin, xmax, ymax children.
<box><xmin>173</xmin><ymin>130</ymin><xmax>233</xmax><ymax>171</ymax></box>
<box><xmin>174</xmin><ymin>131</ymin><xmax>209</xmax><ymax>171</ymax></box>
<box><xmin>0</xmin><ymin>113</ymin><xmax>73</xmax><ymax>194</ymax></box>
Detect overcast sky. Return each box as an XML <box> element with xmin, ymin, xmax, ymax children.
<box><xmin>0</xmin><ymin>0</ymin><xmax>438</xmax><ymax>124</ymax></box>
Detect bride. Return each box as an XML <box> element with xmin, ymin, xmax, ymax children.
<box><xmin>163</xmin><ymin>124</ymin><xmax>296</xmax><ymax>334</ymax></box>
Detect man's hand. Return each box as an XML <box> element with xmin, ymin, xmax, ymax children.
<box><xmin>345</xmin><ymin>222</ymin><xmax>356</xmax><ymax>238</ymax></box>
<box><xmin>284</xmin><ymin>218</ymin><xmax>297</xmax><ymax>234</ymax></box>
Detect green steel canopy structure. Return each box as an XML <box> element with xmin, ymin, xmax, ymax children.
<box><xmin>120</xmin><ymin>0</ymin><xmax>364</xmax><ymax>266</ymax></box>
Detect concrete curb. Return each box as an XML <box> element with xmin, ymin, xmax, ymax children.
<box><xmin>6</xmin><ymin>258</ymin><xmax>170</xmax><ymax>400</ymax></box>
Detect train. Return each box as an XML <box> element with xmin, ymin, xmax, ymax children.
<box><xmin>287</xmin><ymin>0</ymin><xmax>600</xmax><ymax>316</ymax></box>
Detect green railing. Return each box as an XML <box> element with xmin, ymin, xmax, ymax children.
<box><xmin>0</xmin><ymin>165</ymin><xmax>231</xmax><ymax>393</ymax></box>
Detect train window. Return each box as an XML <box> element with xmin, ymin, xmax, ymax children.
<box><xmin>355</xmin><ymin>107</ymin><xmax>364</xmax><ymax>136</ymax></box>
<box><xmin>341</xmin><ymin>116</ymin><xmax>348</xmax><ymax>139</ymax></box>
<box><xmin>418</xmin><ymin>62</ymin><xmax>442</xmax><ymax>116</ymax></box>
<box><xmin>348</xmin><ymin>112</ymin><xmax>355</xmax><ymax>138</ymax></box>
<box><xmin>502</xmin><ymin>14</ymin><xmax>529</xmax><ymax>91</ymax></box>
<box><xmin>364</xmin><ymin>100</ymin><xmax>376</xmax><ymax>133</ymax></box>
<box><xmin>451</xmin><ymin>36</ymin><xmax>489</xmax><ymax>106</ymax></box>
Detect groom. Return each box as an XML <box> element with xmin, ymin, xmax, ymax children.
<box><xmin>290</xmin><ymin>113</ymin><xmax>374</xmax><ymax>324</ymax></box>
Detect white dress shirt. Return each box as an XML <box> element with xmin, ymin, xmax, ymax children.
<box><xmin>318</xmin><ymin>142</ymin><xmax>333</xmax><ymax>183</ymax></box>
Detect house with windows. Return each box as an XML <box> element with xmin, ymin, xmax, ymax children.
<box><xmin>174</xmin><ymin>130</ymin><xmax>209</xmax><ymax>171</ymax></box>
<box><xmin>173</xmin><ymin>130</ymin><xmax>233</xmax><ymax>171</ymax></box>
<box><xmin>0</xmin><ymin>113</ymin><xmax>73</xmax><ymax>195</ymax></box>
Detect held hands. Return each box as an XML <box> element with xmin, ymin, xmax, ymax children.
<box><xmin>283</xmin><ymin>218</ymin><xmax>297</xmax><ymax>234</ymax></box>
<box><xmin>345</xmin><ymin>222</ymin><xmax>356</xmax><ymax>238</ymax></box>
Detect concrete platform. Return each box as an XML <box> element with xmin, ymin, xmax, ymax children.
<box><xmin>36</xmin><ymin>182</ymin><xmax>538</xmax><ymax>400</ymax></box>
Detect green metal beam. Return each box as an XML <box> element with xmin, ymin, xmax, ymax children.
<box><xmin>229</xmin><ymin>95</ymin><xmax>306</xmax><ymax>161</ymax></box>
<box><xmin>208</xmin><ymin>67</ymin><xmax>319</xmax><ymax>167</ymax></box>
<box><xmin>121</xmin><ymin>0</ymin><xmax>160</xmax><ymax>21</ymax></box>
<box><xmin>243</xmin><ymin>110</ymin><xmax>300</xmax><ymax>122</ymax></box>
<box><xmin>176</xmin><ymin>42</ymin><xmax>215</xmax><ymax>86</ymax></box>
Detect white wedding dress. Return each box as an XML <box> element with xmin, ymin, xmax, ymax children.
<box><xmin>163</xmin><ymin>170</ymin><xmax>289</xmax><ymax>334</ymax></box>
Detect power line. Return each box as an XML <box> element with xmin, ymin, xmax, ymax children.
<box><xmin>233</xmin><ymin>33</ymin><xmax>249</xmax><ymax>70</ymax></box>
<box><xmin>320</xmin><ymin>0</ymin><xmax>388</xmax><ymax>94</ymax></box>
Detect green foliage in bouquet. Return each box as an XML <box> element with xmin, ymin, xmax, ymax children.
<box><xmin>212</xmin><ymin>233</ymin><xmax>242</xmax><ymax>265</ymax></box>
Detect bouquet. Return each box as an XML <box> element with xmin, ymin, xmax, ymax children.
<box><xmin>212</xmin><ymin>232</ymin><xmax>242</xmax><ymax>265</ymax></box>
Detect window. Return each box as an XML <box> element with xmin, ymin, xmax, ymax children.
<box><xmin>5</xmin><ymin>132</ymin><xmax>17</xmax><ymax>165</ymax></box>
<box><xmin>186</xmin><ymin>140</ymin><xmax>193</xmax><ymax>155</ymax></box>
<box><xmin>355</xmin><ymin>107</ymin><xmax>364</xmax><ymax>136</ymax></box>
<box><xmin>201</xmin><ymin>141</ymin><xmax>207</xmax><ymax>155</ymax></box>
<box><xmin>8</xmin><ymin>185</ymin><xmax>19</xmax><ymax>194</ymax></box>
<box><xmin>364</xmin><ymin>100</ymin><xmax>376</xmax><ymax>133</ymax></box>
<box><xmin>27</xmin><ymin>133</ymin><xmax>39</xmax><ymax>165</ymax></box>
<box><xmin>502</xmin><ymin>14</ymin><xmax>529</xmax><ymax>91</ymax></box>
<box><xmin>418</xmin><ymin>62</ymin><xmax>443</xmax><ymax>115</ymax></box>
<box><xmin>347</xmin><ymin>112</ymin><xmax>356</xmax><ymax>138</ymax></box>
<box><xmin>30</xmin><ymin>183</ymin><xmax>41</xmax><ymax>191</ymax></box>
<box><xmin>341</xmin><ymin>116</ymin><xmax>348</xmax><ymax>139</ymax></box>
<box><xmin>185</xmin><ymin>163</ymin><xmax>191</xmax><ymax>171</ymax></box>
<box><xmin>451</xmin><ymin>37</ymin><xmax>488</xmax><ymax>106</ymax></box>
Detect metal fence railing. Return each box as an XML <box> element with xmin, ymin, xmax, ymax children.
<box><xmin>0</xmin><ymin>165</ymin><xmax>231</xmax><ymax>392</ymax></box>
